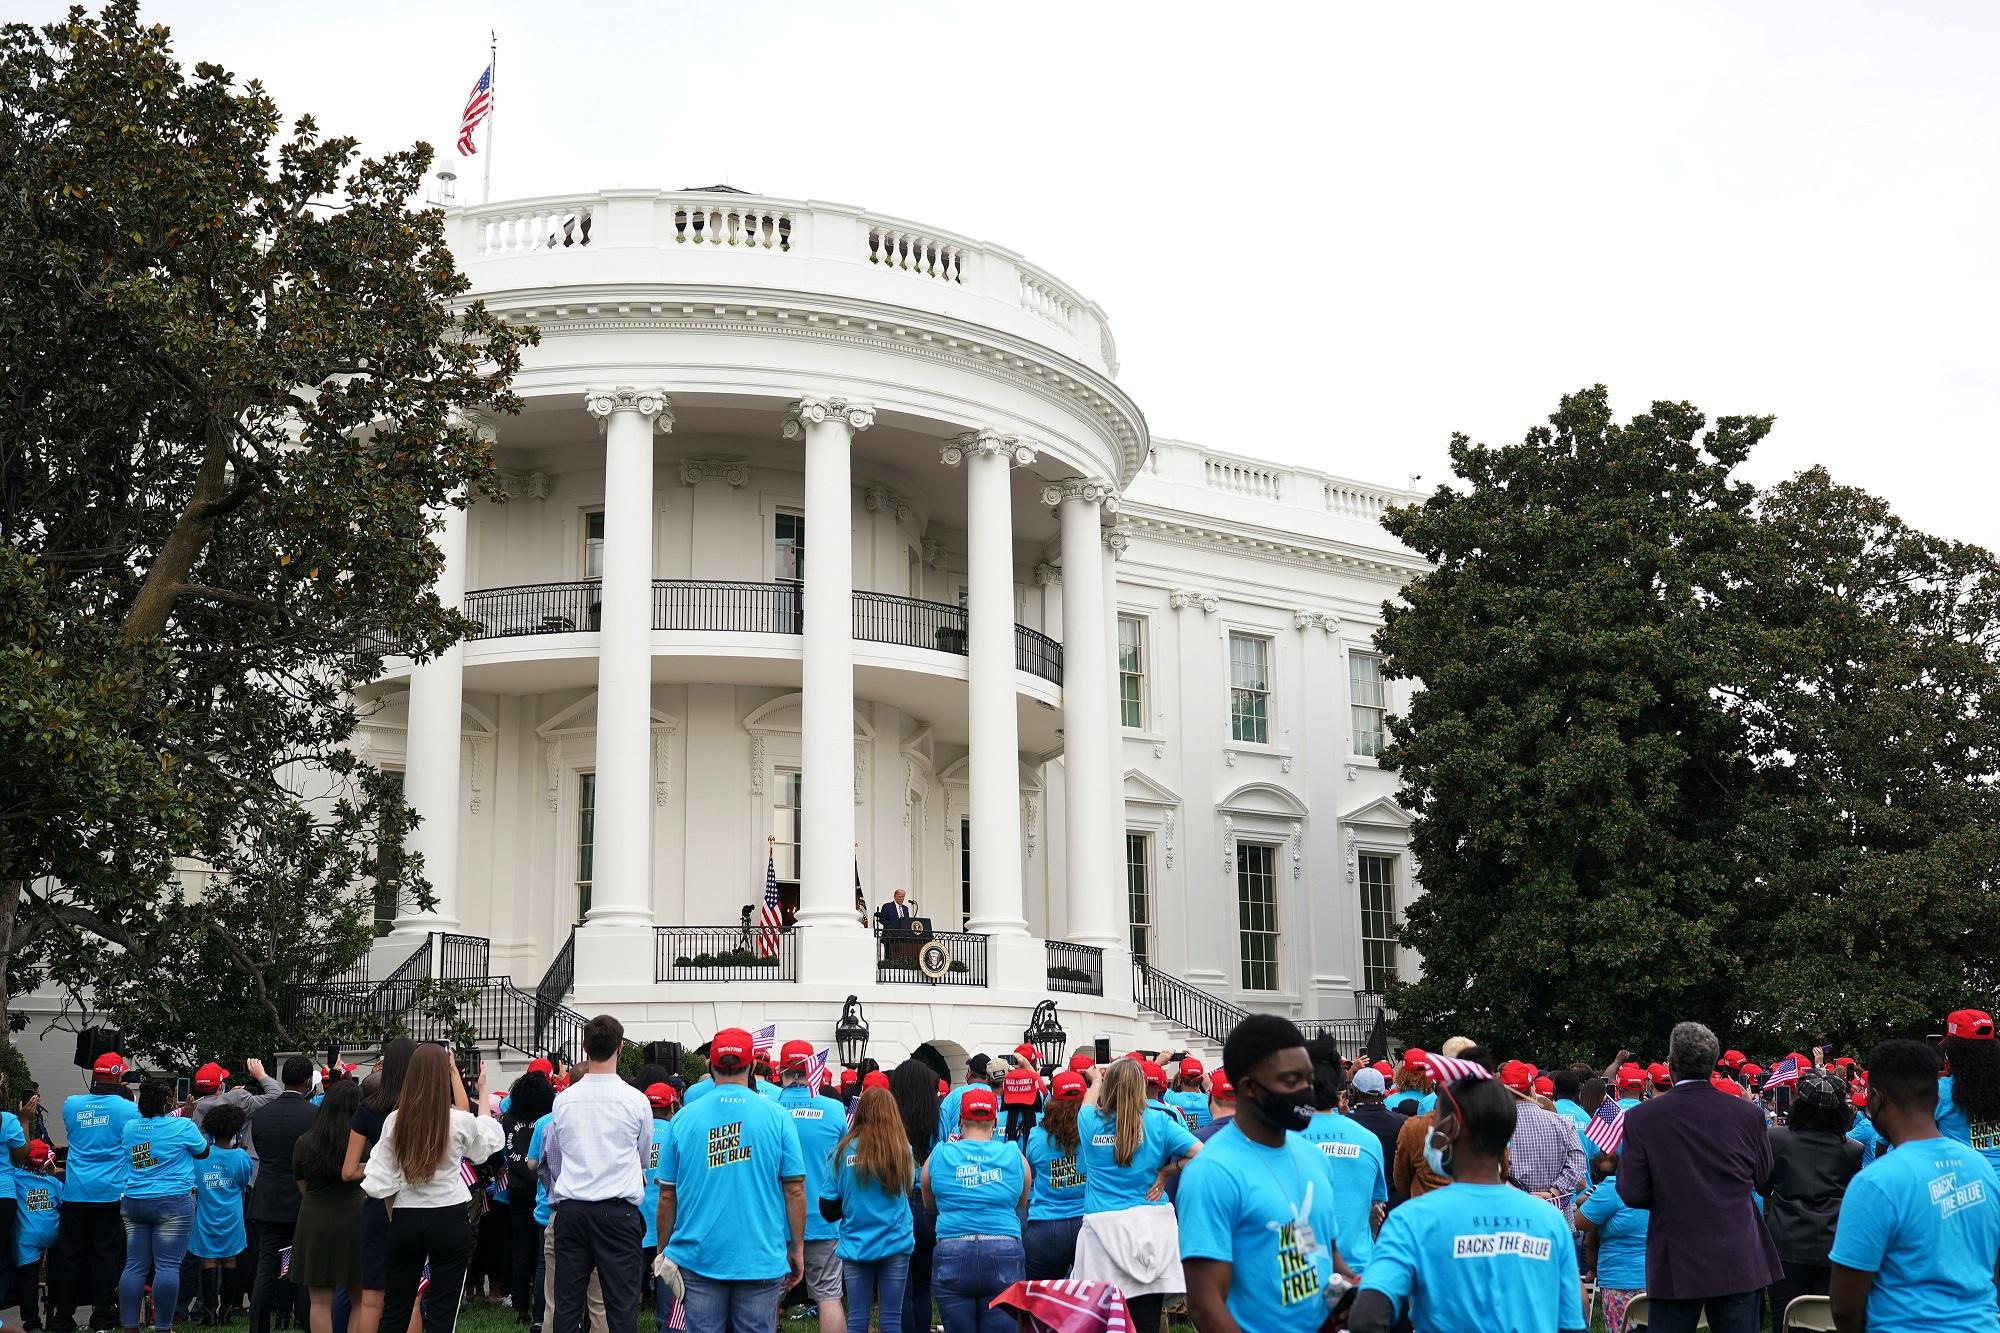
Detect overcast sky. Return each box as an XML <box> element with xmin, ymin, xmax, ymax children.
<box><xmin>36</xmin><ymin>1</ymin><xmax>2000</xmax><ymax>545</ymax></box>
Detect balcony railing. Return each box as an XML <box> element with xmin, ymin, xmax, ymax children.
<box><xmin>875</xmin><ymin>924</ymin><xmax>988</xmax><ymax>987</ymax></box>
<box><xmin>655</xmin><ymin>926</ymin><xmax>797</xmax><ymax>982</ymax></box>
<box><xmin>1045</xmin><ymin>940</ymin><xmax>1104</xmax><ymax>996</ymax></box>
<box><xmin>452</xmin><ymin>580</ymin><xmax>1064</xmax><ymax>685</ymax></box>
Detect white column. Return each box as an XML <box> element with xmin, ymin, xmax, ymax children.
<box><xmin>583</xmin><ymin>386</ymin><xmax>671</xmax><ymax>929</ymax></box>
<box><xmin>1100</xmin><ymin>524</ymin><xmax>1136</xmax><ymax>1002</ymax></box>
<box><xmin>396</xmin><ymin>492</ymin><xmax>474</xmax><ymax>935</ymax></box>
<box><xmin>1043</xmin><ymin>478</ymin><xmax>1119</xmax><ymax>949</ymax></box>
<box><xmin>941</xmin><ymin>430</ymin><xmax>1035</xmax><ymax>938</ymax></box>
<box><xmin>784</xmin><ymin>395</ymin><xmax>875</xmax><ymax>930</ymax></box>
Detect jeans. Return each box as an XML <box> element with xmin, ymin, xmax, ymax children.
<box><xmin>931</xmin><ymin>1237</ymin><xmax>1021</xmax><ymax>1333</ymax></box>
<box><xmin>842</xmin><ymin>1254</ymin><xmax>910</xmax><ymax>1333</ymax></box>
<box><xmin>677</xmin><ymin>1273</ymin><xmax>788</xmax><ymax>1333</ymax></box>
<box><xmin>1644</xmin><ymin>1289</ymin><xmax>1762</xmax><ymax>1333</ymax></box>
<box><xmin>1021</xmin><ymin>1218</ymin><xmax>1082</xmax><ymax>1281</ymax></box>
<box><xmin>901</xmin><ymin>1191</ymin><xmax>936</xmax><ymax>1333</ymax></box>
<box><xmin>120</xmin><ymin>1194</ymin><xmax>196</xmax><ymax>1331</ymax></box>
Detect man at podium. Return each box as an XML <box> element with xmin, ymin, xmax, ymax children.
<box><xmin>877</xmin><ymin>889</ymin><xmax>920</xmax><ymax>962</ymax></box>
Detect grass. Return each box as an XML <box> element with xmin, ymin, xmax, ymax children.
<box><xmin>450</xmin><ymin>1293</ymin><xmax>822</xmax><ymax>1333</ymax></box>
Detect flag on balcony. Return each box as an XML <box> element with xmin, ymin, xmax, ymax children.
<box><xmin>805</xmin><ymin>1047</ymin><xmax>830</xmax><ymax>1095</ymax></box>
<box><xmin>757</xmin><ymin>852</ymin><xmax>783</xmax><ymax>958</ymax></box>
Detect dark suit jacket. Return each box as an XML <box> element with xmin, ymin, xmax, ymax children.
<box><xmin>1618</xmin><ymin>1081</ymin><xmax>1782</xmax><ymax>1299</ymax></box>
<box><xmin>247</xmin><ymin>1091</ymin><xmax>318</xmax><ymax>1226</ymax></box>
<box><xmin>875</xmin><ymin>900</ymin><xmax>913</xmax><ymax>932</ymax></box>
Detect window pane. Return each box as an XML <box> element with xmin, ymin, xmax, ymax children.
<box><xmin>772</xmin><ymin>771</ymin><xmax>802</xmax><ymax>881</ymax></box>
<box><xmin>1237</xmin><ymin>843</ymin><xmax>1278</xmax><ymax>991</ymax></box>
<box><xmin>775</xmin><ymin>512</ymin><xmax>805</xmax><ymax>582</ymax></box>
<box><xmin>1118</xmin><ymin>617</ymin><xmax>1145</xmax><ymax>730</ymax></box>
<box><xmin>1358</xmin><ymin>853</ymin><xmax>1398</xmax><ymax>992</ymax></box>
<box><xmin>1126</xmin><ymin>832</ymin><xmax>1150</xmax><ymax>964</ymax></box>
<box><xmin>1229</xmin><ymin>635</ymin><xmax>1270</xmax><ymax>744</ymax></box>
<box><xmin>576</xmin><ymin>772</ymin><xmax>596</xmax><ymax>921</ymax></box>
<box><xmin>584</xmin><ymin>511</ymin><xmax>605</xmax><ymax>579</ymax></box>
<box><xmin>1229</xmin><ymin>635</ymin><xmax>1267</xmax><ymax>691</ymax></box>
<box><xmin>1350</xmin><ymin>651</ymin><xmax>1386</xmax><ymax>758</ymax></box>
<box><xmin>960</xmin><ymin>818</ymin><xmax>972</xmax><ymax>928</ymax></box>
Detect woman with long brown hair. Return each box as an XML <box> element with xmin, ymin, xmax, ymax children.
<box><xmin>819</xmin><ymin>1087</ymin><xmax>915</xmax><ymax>1333</ymax></box>
<box><xmin>1022</xmin><ymin>1070</ymin><xmax>1089</xmax><ymax>1279</ymax></box>
<box><xmin>360</xmin><ymin>1046</ymin><xmax>500</xmax><ymax>1333</ymax></box>
<box><xmin>1069</xmin><ymin>1059</ymin><xmax>1200</xmax><ymax>1333</ymax></box>
<box><xmin>340</xmin><ymin>1037</ymin><xmax>417</xmax><ymax>1333</ymax></box>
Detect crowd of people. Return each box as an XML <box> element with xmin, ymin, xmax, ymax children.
<box><xmin>1</xmin><ymin>1006</ymin><xmax>1998</xmax><ymax>1333</ymax></box>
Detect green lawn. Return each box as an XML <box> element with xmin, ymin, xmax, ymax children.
<box><xmin>450</xmin><ymin>1293</ymin><xmax>824</xmax><ymax>1333</ymax></box>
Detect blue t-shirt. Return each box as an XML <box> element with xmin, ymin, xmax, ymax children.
<box><xmin>820</xmin><ymin>1145</ymin><xmax>916</xmax><ymax>1262</ymax></box>
<box><xmin>640</xmin><ymin>1118</ymin><xmax>672</xmax><ymax>1248</ymax></box>
<box><xmin>0</xmin><ymin>1112</ymin><xmax>23</xmax><ymax>1198</ymax></box>
<box><xmin>1552</xmin><ymin>1100</ymin><xmax>1596</xmax><ymax>1161</ymax></box>
<box><xmin>1828</xmin><ymin>1135</ymin><xmax>2000</xmax><ymax>1333</ymax></box>
<box><xmin>121</xmin><ymin>1114</ymin><xmax>209</xmax><ymax>1199</ymax></box>
<box><xmin>927</xmin><ymin>1136</ymin><xmax>1025</xmax><ymax>1240</ymax></box>
<box><xmin>660</xmin><ymin>1084</ymin><xmax>805</xmax><ymax>1281</ymax></box>
<box><xmin>780</xmin><ymin>1085</ymin><xmax>847</xmax><ymax>1243</ymax></box>
<box><xmin>682</xmin><ymin>1077</ymin><xmax>783</xmax><ymax>1107</ymax></box>
<box><xmin>1361</xmin><ymin>1181</ymin><xmax>1584</xmax><ymax>1333</ymax></box>
<box><xmin>1177</xmin><ymin>1124</ymin><xmax>1343</xmax><ymax>1333</ymax></box>
<box><xmin>1849</xmin><ymin>1113</ymin><xmax>1888</xmax><ymax>1162</ymax></box>
<box><xmin>1934</xmin><ymin>1076</ymin><xmax>2000</xmax><ymax>1172</ymax></box>
<box><xmin>15</xmin><ymin>1172</ymin><xmax>61</xmax><ymax>1265</ymax></box>
<box><xmin>1577</xmin><ymin>1174</ymin><xmax>1648</xmax><ymax>1290</ymax></box>
<box><xmin>527</xmin><ymin>1114</ymin><xmax>555</xmax><ymax>1226</ymax></box>
<box><xmin>191</xmin><ymin>1147</ymin><xmax>254</xmax><ymax>1258</ymax></box>
<box><xmin>1297</xmin><ymin>1112</ymin><xmax>1388</xmax><ymax>1267</ymax></box>
<box><xmin>1163</xmin><ymin>1092</ymin><xmax>1208</xmax><ymax>1131</ymax></box>
<box><xmin>1024</xmin><ymin>1124</ymin><xmax>1087</xmax><ymax>1220</ymax></box>
<box><xmin>1075</xmin><ymin>1104</ymin><xmax>1198</xmax><ymax>1213</ymax></box>
<box><xmin>937</xmin><ymin>1083</ymin><xmax>982</xmax><ymax>1142</ymax></box>
<box><xmin>62</xmin><ymin>1093</ymin><xmax>140</xmax><ymax>1203</ymax></box>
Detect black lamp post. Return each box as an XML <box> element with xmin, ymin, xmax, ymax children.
<box><xmin>1025</xmin><ymin>999</ymin><xmax>1067</xmax><ymax>1069</ymax></box>
<box><xmin>835</xmin><ymin>994</ymin><xmax>870</xmax><ymax>1068</ymax></box>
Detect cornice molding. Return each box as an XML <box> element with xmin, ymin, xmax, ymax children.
<box><xmin>1117</xmin><ymin>508</ymin><xmax>1428</xmax><ymax>585</ymax></box>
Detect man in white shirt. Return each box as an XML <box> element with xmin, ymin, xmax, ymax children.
<box><xmin>546</xmin><ymin>1014</ymin><xmax>651</xmax><ymax>1333</ymax></box>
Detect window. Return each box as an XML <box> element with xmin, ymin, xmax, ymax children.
<box><xmin>1126</xmin><ymin>832</ymin><xmax>1152</xmax><ymax>964</ymax></box>
<box><xmin>1118</xmin><ymin>616</ymin><xmax>1147</xmax><ymax>729</ymax></box>
<box><xmin>583</xmin><ymin>510</ymin><xmax>605</xmax><ymax>579</ymax></box>
<box><xmin>1350</xmin><ymin>651</ymin><xmax>1386</xmax><ymax>758</ymax></box>
<box><xmin>1358</xmin><ymin>853</ymin><xmax>1399</xmax><ymax>993</ymax></box>
<box><xmin>575</xmin><ymin>772</ymin><xmax>596</xmax><ymax>922</ymax></box>
<box><xmin>772</xmin><ymin>770</ymin><xmax>803</xmax><ymax>882</ymax></box>
<box><xmin>372</xmin><ymin>771</ymin><xmax>405</xmax><ymax>936</ymax></box>
<box><xmin>959</xmin><ymin>818</ymin><xmax>973</xmax><ymax>928</ymax></box>
<box><xmin>1229</xmin><ymin>633</ymin><xmax>1270</xmax><ymax>744</ymax></box>
<box><xmin>774</xmin><ymin>511</ymin><xmax>805</xmax><ymax>582</ymax></box>
<box><xmin>1237</xmin><ymin>843</ymin><xmax>1279</xmax><ymax>990</ymax></box>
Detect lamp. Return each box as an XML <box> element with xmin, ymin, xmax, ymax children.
<box><xmin>1025</xmin><ymin>999</ymin><xmax>1067</xmax><ymax>1069</ymax></box>
<box><xmin>835</xmin><ymin>994</ymin><xmax>870</xmax><ymax>1068</ymax></box>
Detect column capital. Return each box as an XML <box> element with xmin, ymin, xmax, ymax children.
<box><xmin>783</xmin><ymin>395</ymin><xmax>877</xmax><ymax>438</ymax></box>
<box><xmin>1038</xmin><ymin>476</ymin><xmax>1119</xmax><ymax>512</ymax></box>
<box><xmin>863</xmin><ymin>484</ymin><xmax>916</xmax><ymax>522</ymax></box>
<box><xmin>676</xmin><ymin>458</ymin><xmax>750</xmax><ymax>488</ymax></box>
<box><xmin>1102</xmin><ymin>525</ymin><xmax>1133</xmax><ymax>559</ymax></box>
<box><xmin>585</xmin><ymin>387</ymin><xmax>674</xmax><ymax>434</ymax></box>
<box><xmin>1033</xmin><ymin>561</ymin><xmax>1061</xmax><ymax>587</ymax></box>
<box><xmin>450</xmin><ymin>407</ymin><xmax>499</xmax><ymax>447</ymax></box>
<box><xmin>941</xmin><ymin>429</ymin><xmax>1036</xmax><ymax>468</ymax></box>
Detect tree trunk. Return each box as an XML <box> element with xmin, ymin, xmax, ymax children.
<box><xmin>0</xmin><ymin>876</ymin><xmax>22</xmax><ymax>1055</ymax></box>
<box><xmin>123</xmin><ymin>415</ymin><xmax>231</xmax><ymax>640</ymax></box>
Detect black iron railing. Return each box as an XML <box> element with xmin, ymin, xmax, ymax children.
<box><xmin>653</xmin><ymin>580</ymin><xmax>802</xmax><ymax>633</ymax></box>
<box><xmin>875</xmin><ymin>925</ymin><xmax>988</xmax><ymax>987</ymax></box>
<box><xmin>1132</xmin><ymin>960</ymin><xmax>1250</xmax><ymax>1045</ymax></box>
<box><xmin>330</xmin><ymin>955</ymin><xmax>372</xmax><ymax>985</ymax></box>
<box><xmin>436</xmin><ymin>933</ymin><xmax>490</xmax><ymax>981</ymax></box>
<box><xmin>853</xmin><ymin>592</ymin><xmax>968</xmax><ymax>655</ymax></box>
<box><xmin>655</xmin><ymin>926</ymin><xmax>797</xmax><ymax>981</ymax></box>
<box><xmin>373</xmin><ymin>936</ymin><xmax>433</xmax><ymax>1013</ymax></box>
<box><xmin>464</xmin><ymin>582</ymin><xmax>600</xmax><ymax>638</ymax></box>
<box><xmin>1046</xmin><ymin>941</ymin><xmax>1105</xmax><ymax>996</ymax></box>
<box><xmin>1015</xmin><ymin>626</ymin><xmax>1064</xmax><ymax>684</ymax></box>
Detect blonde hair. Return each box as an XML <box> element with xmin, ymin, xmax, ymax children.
<box><xmin>1441</xmin><ymin>1036</ymin><xmax>1476</xmax><ymax>1058</ymax></box>
<box><xmin>1099</xmin><ymin>1059</ymin><xmax>1148</xmax><ymax>1167</ymax></box>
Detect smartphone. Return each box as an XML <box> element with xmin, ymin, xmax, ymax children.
<box><xmin>1093</xmin><ymin>1036</ymin><xmax>1112</xmax><ymax>1066</ymax></box>
<box><xmin>174</xmin><ymin>1077</ymin><xmax>191</xmax><ymax>1102</ymax></box>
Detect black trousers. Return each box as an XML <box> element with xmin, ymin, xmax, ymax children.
<box><xmin>248</xmin><ymin>1219</ymin><xmax>306</xmax><ymax>1333</ymax></box>
<box><xmin>49</xmin><ymin>1200</ymin><xmax>124</xmax><ymax>1330</ymax></box>
<box><xmin>17</xmin><ymin>1259</ymin><xmax>45</xmax><ymax>1329</ymax></box>
<box><xmin>550</xmin><ymin>1201</ymin><xmax>641</xmax><ymax>1333</ymax></box>
<box><xmin>380</xmin><ymin>1205</ymin><xmax>474</xmax><ymax>1333</ymax></box>
<box><xmin>508</xmin><ymin>1202</ymin><xmax>542</xmax><ymax>1319</ymax></box>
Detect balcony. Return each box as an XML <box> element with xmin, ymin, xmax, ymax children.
<box><xmin>459</xmin><ymin>580</ymin><xmax>1063</xmax><ymax>686</ymax></box>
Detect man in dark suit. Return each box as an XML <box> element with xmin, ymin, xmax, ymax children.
<box><xmin>1618</xmin><ymin>1020</ymin><xmax>1781</xmax><ymax>1333</ymax></box>
<box><xmin>875</xmin><ymin>889</ymin><xmax>917</xmax><ymax>962</ymax></box>
<box><xmin>246</xmin><ymin>1057</ymin><xmax>316</xmax><ymax>1333</ymax></box>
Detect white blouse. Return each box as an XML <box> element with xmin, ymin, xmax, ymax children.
<box><xmin>361</xmin><ymin>1108</ymin><xmax>505</xmax><ymax>1207</ymax></box>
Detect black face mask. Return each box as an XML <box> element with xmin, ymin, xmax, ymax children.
<box><xmin>1247</xmin><ymin>1079</ymin><xmax>1316</xmax><ymax>1133</ymax></box>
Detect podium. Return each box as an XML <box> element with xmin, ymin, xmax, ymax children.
<box><xmin>884</xmin><ymin>916</ymin><xmax>930</xmax><ymax>964</ymax></box>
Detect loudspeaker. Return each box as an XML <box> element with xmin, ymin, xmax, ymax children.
<box><xmin>643</xmin><ymin>1041</ymin><xmax>683</xmax><ymax>1071</ymax></box>
<box><xmin>73</xmin><ymin>1027</ymin><xmax>122</xmax><ymax>1069</ymax></box>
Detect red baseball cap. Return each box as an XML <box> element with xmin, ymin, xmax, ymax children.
<box><xmin>92</xmin><ymin>1052</ymin><xmax>126</xmax><ymax>1079</ymax></box>
<box><xmin>1068</xmin><ymin>1052</ymin><xmax>1095</xmax><ymax>1073</ymax></box>
<box><xmin>1948</xmin><ymin>1009</ymin><xmax>1995</xmax><ymax>1040</ymax></box>
<box><xmin>839</xmin><ymin>1068</ymin><xmax>859</xmax><ymax>1087</ymax></box>
<box><xmin>960</xmin><ymin>1086</ymin><xmax>998</xmax><ymax>1120</ymax></box>
<box><xmin>1851</xmin><ymin>1077</ymin><xmax>1870</xmax><ymax>1108</ymax></box>
<box><xmin>862</xmin><ymin>1071</ymin><xmax>891</xmax><ymax>1091</ymax></box>
<box><xmin>1178</xmin><ymin>1058</ymin><xmax>1204</xmax><ymax>1081</ymax></box>
<box><xmin>1401</xmin><ymin>1048</ymin><xmax>1429</xmax><ymax>1070</ymax></box>
<box><xmin>1210</xmin><ymin>1069</ymin><xmax>1235</xmax><ymax>1099</ymax></box>
<box><xmin>1533</xmin><ymin>1076</ymin><xmax>1554</xmax><ymax>1097</ymax></box>
<box><xmin>26</xmin><ymin>1139</ymin><xmax>51</xmax><ymax>1167</ymax></box>
<box><xmin>1498</xmin><ymin>1060</ymin><xmax>1534</xmax><ymax>1092</ymax></box>
<box><xmin>1710</xmin><ymin>1074</ymin><xmax>1739</xmax><ymax>1096</ymax></box>
<box><xmin>1616</xmin><ymin>1063</ymin><xmax>1645</xmax><ymax>1089</ymax></box>
<box><xmin>779</xmin><ymin>1040</ymin><xmax>815</xmax><ymax>1072</ymax></box>
<box><xmin>644</xmin><ymin>1082</ymin><xmax>678</xmax><ymax>1109</ymax></box>
<box><xmin>1833</xmin><ymin>1056</ymin><xmax>1856</xmax><ymax>1068</ymax></box>
<box><xmin>1741</xmin><ymin>1063</ymin><xmax>1764</xmax><ymax>1081</ymax></box>
<box><xmin>1140</xmin><ymin>1060</ymin><xmax>1168</xmax><ymax>1091</ymax></box>
<box><xmin>1371</xmin><ymin>1060</ymin><xmax>1394</xmax><ymax>1078</ymax></box>
<box><xmin>1012</xmin><ymin>1043</ymin><xmax>1039</xmax><ymax>1065</ymax></box>
<box><xmin>1721</xmin><ymin>1050</ymin><xmax>1747</xmax><ymax>1069</ymax></box>
<box><xmin>1647</xmin><ymin>1062</ymin><xmax>1671</xmax><ymax>1087</ymax></box>
<box><xmin>937</xmin><ymin>1078</ymin><xmax>949</xmax><ymax>1096</ymax></box>
<box><xmin>551</xmin><ymin>1074</ymin><xmax>570</xmax><ymax>1093</ymax></box>
<box><xmin>709</xmin><ymin>1028</ymin><xmax>754</xmax><ymax>1072</ymax></box>
<box><xmin>1002</xmin><ymin>1068</ymin><xmax>1040</xmax><ymax>1107</ymax></box>
<box><xmin>193</xmin><ymin>1062</ymin><xmax>228</xmax><ymax>1091</ymax></box>
<box><xmin>1051</xmin><ymin>1071</ymin><xmax>1087</xmax><ymax>1101</ymax></box>
<box><xmin>527</xmin><ymin>1058</ymin><xmax>555</xmax><ymax>1077</ymax></box>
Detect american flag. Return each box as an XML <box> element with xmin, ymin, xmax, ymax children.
<box><xmin>1426</xmin><ymin>1055</ymin><xmax>1491</xmax><ymax>1085</ymax></box>
<box><xmin>749</xmin><ymin>1024</ymin><xmax>777</xmax><ymax>1059</ymax></box>
<box><xmin>457</xmin><ymin>62</ymin><xmax>493</xmax><ymax>156</ymax></box>
<box><xmin>756</xmin><ymin>852</ymin><xmax>784</xmax><ymax>957</ymax></box>
<box><xmin>1765</xmin><ymin>1055</ymin><xmax>1802</xmax><ymax>1089</ymax></box>
<box><xmin>1584</xmin><ymin>1099</ymin><xmax>1626</xmax><ymax>1154</ymax></box>
<box><xmin>666</xmin><ymin>1297</ymin><xmax>686</xmax><ymax>1331</ymax></box>
<box><xmin>805</xmin><ymin>1048</ymin><xmax>830</xmax><ymax>1095</ymax></box>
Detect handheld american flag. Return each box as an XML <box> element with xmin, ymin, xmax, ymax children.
<box><xmin>756</xmin><ymin>851</ymin><xmax>783</xmax><ymax>958</ymax></box>
<box><xmin>805</xmin><ymin>1047</ymin><xmax>830</xmax><ymax>1095</ymax></box>
<box><xmin>1764</xmin><ymin>1055</ymin><xmax>1802</xmax><ymax>1090</ymax></box>
<box><xmin>749</xmin><ymin>1025</ymin><xmax>777</xmax><ymax>1059</ymax></box>
<box><xmin>1584</xmin><ymin>1099</ymin><xmax>1625</xmax><ymax>1154</ymax></box>
<box><xmin>457</xmin><ymin>62</ymin><xmax>493</xmax><ymax>156</ymax></box>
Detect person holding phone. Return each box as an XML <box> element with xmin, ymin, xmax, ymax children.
<box><xmin>361</xmin><ymin>1045</ymin><xmax>500</xmax><ymax>1333</ymax></box>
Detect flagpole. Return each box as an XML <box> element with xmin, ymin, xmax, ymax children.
<box><xmin>481</xmin><ymin>31</ymin><xmax>495</xmax><ymax>204</ymax></box>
